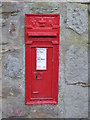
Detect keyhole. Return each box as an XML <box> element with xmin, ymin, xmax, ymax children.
<box><xmin>36</xmin><ymin>75</ymin><xmax>37</xmax><ymax>79</ymax></box>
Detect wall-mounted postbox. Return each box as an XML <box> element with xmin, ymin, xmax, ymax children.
<box><xmin>25</xmin><ymin>14</ymin><xmax>60</xmax><ymax>105</ymax></box>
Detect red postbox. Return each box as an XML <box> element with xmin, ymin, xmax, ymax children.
<box><xmin>25</xmin><ymin>14</ymin><xmax>60</xmax><ymax>105</ymax></box>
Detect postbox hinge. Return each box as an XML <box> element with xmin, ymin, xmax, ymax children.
<box><xmin>25</xmin><ymin>41</ymin><xmax>33</xmax><ymax>45</ymax></box>
<box><xmin>25</xmin><ymin>25</ymin><xmax>33</xmax><ymax>29</ymax></box>
<box><xmin>52</xmin><ymin>41</ymin><xmax>58</xmax><ymax>45</ymax></box>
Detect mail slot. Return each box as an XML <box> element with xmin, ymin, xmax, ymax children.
<box><xmin>25</xmin><ymin>14</ymin><xmax>60</xmax><ymax>105</ymax></box>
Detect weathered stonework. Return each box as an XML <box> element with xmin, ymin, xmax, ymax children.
<box><xmin>67</xmin><ymin>0</ymin><xmax>90</xmax><ymax>2</ymax></box>
<box><xmin>64</xmin><ymin>85</ymin><xmax>88</xmax><ymax>118</ymax></box>
<box><xmin>5</xmin><ymin>55</ymin><xmax>21</xmax><ymax>78</ymax></box>
<box><xmin>67</xmin><ymin>3</ymin><xmax>88</xmax><ymax>40</ymax></box>
<box><xmin>1</xmin><ymin>0</ymin><xmax>90</xmax><ymax>2</ymax></box>
<box><xmin>65</xmin><ymin>45</ymin><xmax>88</xmax><ymax>84</ymax></box>
<box><xmin>1</xmin><ymin>2</ymin><xmax>89</xmax><ymax>118</ymax></box>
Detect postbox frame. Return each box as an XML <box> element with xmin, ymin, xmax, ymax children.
<box><xmin>25</xmin><ymin>14</ymin><xmax>60</xmax><ymax>105</ymax></box>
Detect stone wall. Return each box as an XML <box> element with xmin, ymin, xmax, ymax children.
<box><xmin>0</xmin><ymin>1</ymin><xmax>89</xmax><ymax>118</ymax></box>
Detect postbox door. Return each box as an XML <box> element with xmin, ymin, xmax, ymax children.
<box><xmin>31</xmin><ymin>47</ymin><xmax>53</xmax><ymax>100</ymax></box>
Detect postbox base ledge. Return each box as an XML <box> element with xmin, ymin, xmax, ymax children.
<box><xmin>25</xmin><ymin>100</ymin><xmax>58</xmax><ymax>105</ymax></box>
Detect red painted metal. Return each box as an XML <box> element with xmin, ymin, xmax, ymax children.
<box><xmin>25</xmin><ymin>14</ymin><xmax>60</xmax><ymax>105</ymax></box>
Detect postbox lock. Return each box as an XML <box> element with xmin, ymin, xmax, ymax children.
<box><xmin>33</xmin><ymin>72</ymin><xmax>43</xmax><ymax>80</ymax></box>
<box><xmin>36</xmin><ymin>75</ymin><xmax>37</xmax><ymax>79</ymax></box>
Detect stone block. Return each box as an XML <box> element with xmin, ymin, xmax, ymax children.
<box><xmin>64</xmin><ymin>85</ymin><xmax>88</xmax><ymax>118</ymax></box>
<box><xmin>67</xmin><ymin>3</ymin><xmax>88</xmax><ymax>40</ymax></box>
<box><xmin>7</xmin><ymin>96</ymin><xmax>29</xmax><ymax>117</ymax></box>
<box><xmin>65</xmin><ymin>45</ymin><xmax>88</xmax><ymax>84</ymax></box>
<box><xmin>5</xmin><ymin>55</ymin><xmax>22</xmax><ymax>78</ymax></box>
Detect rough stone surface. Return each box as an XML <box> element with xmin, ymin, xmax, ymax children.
<box><xmin>64</xmin><ymin>85</ymin><xmax>88</xmax><ymax>118</ymax></box>
<box><xmin>1</xmin><ymin>2</ymin><xmax>88</xmax><ymax>119</ymax></box>
<box><xmin>67</xmin><ymin>0</ymin><xmax>90</xmax><ymax>2</ymax></box>
<box><xmin>2</xmin><ymin>0</ymin><xmax>67</xmax><ymax>2</ymax></box>
<box><xmin>0</xmin><ymin>82</ymin><xmax>2</xmax><ymax>119</ymax></box>
<box><xmin>1</xmin><ymin>0</ymin><xmax>90</xmax><ymax>2</ymax></box>
<box><xmin>65</xmin><ymin>45</ymin><xmax>88</xmax><ymax>84</ymax></box>
<box><xmin>7</xmin><ymin>96</ymin><xmax>29</xmax><ymax>117</ymax></box>
<box><xmin>5</xmin><ymin>55</ymin><xmax>22</xmax><ymax>78</ymax></box>
<box><xmin>2</xmin><ymin>82</ymin><xmax>21</xmax><ymax>99</ymax></box>
<box><xmin>67</xmin><ymin>3</ymin><xmax>88</xmax><ymax>40</ymax></box>
<box><xmin>0</xmin><ymin>99</ymin><xmax>2</xmax><ymax>119</ymax></box>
